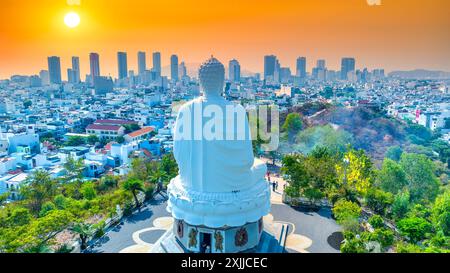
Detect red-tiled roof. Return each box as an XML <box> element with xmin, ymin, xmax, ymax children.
<box><xmin>104</xmin><ymin>141</ymin><xmax>117</xmax><ymax>151</ymax></box>
<box><xmin>86</xmin><ymin>124</ymin><xmax>122</xmax><ymax>131</ymax></box>
<box><xmin>94</xmin><ymin>119</ymin><xmax>136</xmax><ymax>125</ymax></box>
<box><xmin>142</xmin><ymin>148</ymin><xmax>152</xmax><ymax>158</ymax></box>
<box><xmin>126</xmin><ymin>126</ymin><xmax>154</xmax><ymax>138</ymax></box>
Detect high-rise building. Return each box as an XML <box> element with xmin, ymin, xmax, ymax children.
<box><xmin>280</xmin><ymin>67</ymin><xmax>292</xmax><ymax>84</ymax></box>
<box><xmin>317</xmin><ymin>59</ymin><xmax>326</xmax><ymax>70</ymax></box>
<box><xmin>341</xmin><ymin>57</ymin><xmax>356</xmax><ymax>80</ymax></box>
<box><xmin>153</xmin><ymin>52</ymin><xmax>161</xmax><ymax>75</ymax></box>
<box><xmin>179</xmin><ymin>61</ymin><xmax>187</xmax><ymax>79</ymax></box>
<box><xmin>138</xmin><ymin>51</ymin><xmax>146</xmax><ymax>76</ymax></box>
<box><xmin>71</xmin><ymin>56</ymin><xmax>81</xmax><ymax>83</ymax></box>
<box><xmin>89</xmin><ymin>53</ymin><xmax>100</xmax><ymax>83</ymax></box>
<box><xmin>47</xmin><ymin>56</ymin><xmax>62</xmax><ymax>84</ymax></box>
<box><xmin>39</xmin><ymin>70</ymin><xmax>50</xmax><ymax>85</ymax></box>
<box><xmin>264</xmin><ymin>55</ymin><xmax>277</xmax><ymax>80</ymax></box>
<box><xmin>117</xmin><ymin>52</ymin><xmax>128</xmax><ymax>79</ymax></box>
<box><xmin>67</xmin><ymin>68</ymin><xmax>78</xmax><ymax>84</ymax></box>
<box><xmin>296</xmin><ymin>57</ymin><xmax>307</xmax><ymax>78</ymax></box>
<box><xmin>274</xmin><ymin>59</ymin><xmax>281</xmax><ymax>83</ymax></box>
<box><xmin>228</xmin><ymin>59</ymin><xmax>241</xmax><ymax>83</ymax></box>
<box><xmin>170</xmin><ymin>54</ymin><xmax>179</xmax><ymax>81</ymax></box>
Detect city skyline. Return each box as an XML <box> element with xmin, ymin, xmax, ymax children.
<box><xmin>0</xmin><ymin>0</ymin><xmax>449</xmax><ymax>79</ymax></box>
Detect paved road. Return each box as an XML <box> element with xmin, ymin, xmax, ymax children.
<box><xmin>87</xmin><ymin>194</ymin><xmax>170</xmax><ymax>253</ymax></box>
<box><xmin>271</xmin><ymin>203</ymin><xmax>341</xmax><ymax>253</ymax></box>
<box><xmin>88</xmin><ymin>193</ymin><xmax>341</xmax><ymax>253</ymax></box>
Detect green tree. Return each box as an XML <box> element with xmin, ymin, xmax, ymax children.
<box><xmin>66</xmin><ymin>136</ymin><xmax>86</xmax><ymax>146</ymax></box>
<box><xmin>364</xmin><ymin>228</ymin><xmax>394</xmax><ymax>249</ymax></box>
<box><xmin>295</xmin><ymin>125</ymin><xmax>353</xmax><ymax>154</ymax></box>
<box><xmin>332</xmin><ymin>200</ymin><xmax>361</xmax><ymax>227</ymax></box>
<box><xmin>397</xmin><ymin>217</ymin><xmax>432</xmax><ymax>243</ymax></box>
<box><xmin>396</xmin><ymin>241</ymin><xmax>423</xmax><ymax>253</ymax></box>
<box><xmin>115</xmin><ymin>136</ymin><xmax>125</xmax><ymax>144</ymax></box>
<box><xmin>123</xmin><ymin>123</ymin><xmax>140</xmax><ymax>134</ymax></box>
<box><xmin>431</xmin><ymin>140</ymin><xmax>450</xmax><ymax>166</ymax></box>
<box><xmin>71</xmin><ymin>222</ymin><xmax>95</xmax><ymax>250</ymax></box>
<box><xmin>39</xmin><ymin>202</ymin><xmax>56</xmax><ymax>217</ymax></box>
<box><xmin>385</xmin><ymin>146</ymin><xmax>403</xmax><ymax>162</ymax></box>
<box><xmin>282</xmin><ymin>148</ymin><xmax>338</xmax><ymax>204</ymax></box>
<box><xmin>81</xmin><ymin>183</ymin><xmax>97</xmax><ymax>200</ymax></box>
<box><xmin>159</xmin><ymin>153</ymin><xmax>179</xmax><ymax>185</ymax></box>
<box><xmin>392</xmin><ymin>191</ymin><xmax>410</xmax><ymax>219</ymax></box>
<box><xmin>4</xmin><ymin>207</ymin><xmax>32</xmax><ymax>227</ymax></box>
<box><xmin>23</xmin><ymin>100</ymin><xmax>32</xmax><ymax>109</ymax></box>
<box><xmin>320</xmin><ymin>87</ymin><xmax>334</xmax><ymax>99</ymax></box>
<box><xmin>122</xmin><ymin>178</ymin><xmax>144</xmax><ymax>208</ymax></box>
<box><xmin>368</xmin><ymin>215</ymin><xmax>384</xmax><ymax>229</ymax></box>
<box><xmin>431</xmin><ymin>190</ymin><xmax>450</xmax><ymax>235</ymax></box>
<box><xmin>86</xmin><ymin>135</ymin><xmax>99</xmax><ymax>145</ymax></box>
<box><xmin>0</xmin><ymin>192</ymin><xmax>9</xmax><ymax>206</ymax></box>
<box><xmin>282</xmin><ymin>113</ymin><xmax>303</xmax><ymax>143</ymax></box>
<box><xmin>129</xmin><ymin>158</ymin><xmax>148</xmax><ymax>181</ymax></box>
<box><xmin>376</xmin><ymin>159</ymin><xmax>408</xmax><ymax>194</ymax></box>
<box><xmin>336</xmin><ymin>148</ymin><xmax>373</xmax><ymax>196</ymax></box>
<box><xmin>399</xmin><ymin>153</ymin><xmax>440</xmax><ymax>203</ymax></box>
<box><xmin>21</xmin><ymin>170</ymin><xmax>57</xmax><ymax>213</ymax></box>
<box><xmin>365</xmin><ymin>188</ymin><xmax>393</xmax><ymax>215</ymax></box>
<box><xmin>14</xmin><ymin>210</ymin><xmax>74</xmax><ymax>252</ymax></box>
<box><xmin>63</xmin><ymin>156</ymin><xmax>85</xmax><ymax>181</ymax></box>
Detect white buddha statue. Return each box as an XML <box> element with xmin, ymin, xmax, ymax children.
<box><xmin>167</xmin><ymin>57</ymin><xmax>270</xmax><ymax>228</ymax></box>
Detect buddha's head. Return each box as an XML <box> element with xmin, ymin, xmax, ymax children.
<box><xmin>199</xmin><ymin>56</ymin><xmax>225</xmax><ymax>96</ymax></box>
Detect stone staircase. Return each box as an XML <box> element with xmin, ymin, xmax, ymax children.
<box><xmin>255</xmin><ymin>223</ymin><xmax>289</xmax><ymax>253</ymax></box>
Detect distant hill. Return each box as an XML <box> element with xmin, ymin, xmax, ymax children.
<box><xmin>388</xmin><ymin>69</ymin><xmax>450</xmax><ymax>79</ymax></box>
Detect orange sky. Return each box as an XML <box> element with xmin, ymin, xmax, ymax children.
<box><xmin>0</xmin><ymin>0</ymin><xmax>449</xmax><ymax>79</ymax></box>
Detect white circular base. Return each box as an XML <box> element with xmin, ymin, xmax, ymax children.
<box><xmin>167</xmin><ymin>176</ymin><xmax>271</xmax><ymax>228</ymax></box>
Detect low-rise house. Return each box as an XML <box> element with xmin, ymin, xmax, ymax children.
<box><xmin>5</xmin><ymin>172</ymin><xmax>28</xmax><ymax>200</ymax></box>
<box><xmin>86</xmin><ymin>124</ymin><xmax>125</xmax><ymax>140</ymax></box>
<box><xmin>0</xmin><ymin>156</ymin><xmax>16</xmax><ymax>175</ymax></box>
<box><xmin>124</xmin><ymin>126</ymin><xmax>155</xmax><ymax>143</ymax></box>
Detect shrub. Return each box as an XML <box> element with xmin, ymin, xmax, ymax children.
<box><xmin>397</xmin><ymin>217</ymin><xmax>432</xmax><ymax>243</ymax></box>
<box><xmin>392</xmin><ymin>191</ymin><xmax>410</xmax><ymax>219</ymax></box>
<box><xmin>372</xmin><ymin>228</ymin><xmax>394</xmax><ymax>248</ymax></box>
<box><xmin>39</xmin><ymin>202</ymin><xmax>56</xmax><ymax>217</ymax></box>
<box><xmin>368</xmin><ymin>215</ymin><xmax>384</xmax><ymax>229</ymax></box>
<box><xmin>332</xmin><ymin>200</ymin><xmax>362</xmax><ymax>224</ymax></box>
<box><xmin>366</xmin><ymin>188</ymin><xmax>393</xmax><ymax>215</ymax></box>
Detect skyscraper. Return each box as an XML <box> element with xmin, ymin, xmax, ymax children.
<box><xmin>228</xmin><ymin>59</ymin><xmax>241</xmax><ymax>83</ymax></box>
<box><xmin>341</xmin><ymin>57</ymin><xmax>356</xmax><ymax>80</ymax></box>
<box><xmin>317</xmin><ymin>59</ymin><xmax>326</xmax><ymax>69</ymax></box>
<box><xmin>264</xmin><ymin>55</ymin><xmax>277</xmax><ymax>80</ymax></box>
<box><xmin>117</xmin><ymin>52</ymin><xmax>128</xmax><ymax>79</ymax></box>
<box><xmin>170</xmin><ymin>54</ymin><xmax>179</xmax><ymax>81</ymax></box>
<box><xmin>179</xmin><ymin>61</ymin><xmax>187</xmax><ymax>79</ymax></box>
<box><xmin>71</xmin><ymin>56</ymin><xmax>80</xmax><ymax>83</ymax></box>
<box><xmin>89</xmin><ymin>53</ymin><xmax>100</xmax><ymax>83</ymax></box>
<box><xmin>39</xmin><ymin>70</ymin><xmax>50</xmax><ymax>85</ymax></box>
<box><xmin>138</xmin><ymin>51</ymin><xmax>146</xmax><ymax>76</ymax></box>
<box><xmin>153</xmin><ymin>52</ymin><xmax>161</xmax><ymax>75</ymax></box>
<box><xmin>296</xmin><ymin>57</ymin><xmax>307</xmax><ymax>78</ymax></box>
<box><xmin>47</xmin><ymin>56</ymin><xmax>62</xmax><ymax>84</ymax></box>
<box><xmin>67</xmin><ymin>68</ymin><xmax>77</xmax><ymax>84</ymax></box>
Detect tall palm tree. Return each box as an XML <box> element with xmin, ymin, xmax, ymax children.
<box><xmin>122</xmin><ymin>178</ymin><xmax>144</xmax><ymax>208</ymax></box>
<box><xmin>71</xmin><ymin>223</ymin><xmax>95</xmax><ymax>250</ymax></box>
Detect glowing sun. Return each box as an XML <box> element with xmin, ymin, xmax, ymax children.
<box><xmin>64</xmin><ymin>12</ymin><xmax>80</xmax><ymax>28</ymax></box>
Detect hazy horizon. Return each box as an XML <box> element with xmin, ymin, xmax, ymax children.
<box><xmin>1</xmin><ymin>0</ymin><xmax>449</xmax><ymax>80</ymax></box>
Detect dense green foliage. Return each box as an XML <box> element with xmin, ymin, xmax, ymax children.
<box><xmin>0</xmin><ymin>154</ymin><xmax>179</xmax><ymax>253</ymax></box>
<box><xmin>282</xmin><ymin>143</ymin><xmax>449</xmax><ymax>253</ymax></box>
